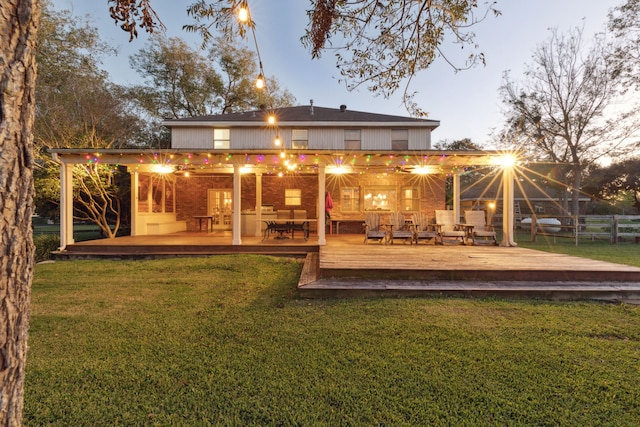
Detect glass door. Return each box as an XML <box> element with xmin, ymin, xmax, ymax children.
<box><xmin>207</xmin><ymin>189</ymin><xmax>233</xmax><ymax>230</ymax></box>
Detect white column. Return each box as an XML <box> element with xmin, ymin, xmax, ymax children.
<box><xmin>130</xmin><ymin>171</ymin><xmax>139</xmax><ymax>236</ymax></box>
<box><xmin>501</xmin><ymin>166</ymin><xmax>517</xmax><ymax>246</ymax></box>
<box><xmin>254</xmin><ymin>172</ymin><xmax>263</xmax><ymax>237</ymax></box>
<box><xmin>232</xmin><ymin>164</ymin><xmax>242</xmax><ymax>245</ymax></box>
<box><xmin>317</xmin><ymin>166</ymin><xmax>326</xmax><ymax>245</ymax></box>
<box><xmin>59</xmin><ymin>163</ymin><xmax>74</xmax><ymax>249</ymax></box>
<box><xmin>452</xmin><ymin>171</ymin><xmax>461</xmax><ymax>223</ymax></box>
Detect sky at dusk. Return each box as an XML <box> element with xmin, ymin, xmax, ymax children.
<box><xmin>51</xmin><ymin>0</ymin><xmax>614</xmax><ymax>148</ymax></box>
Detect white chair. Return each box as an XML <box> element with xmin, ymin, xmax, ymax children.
<box><xmin>464</xmin><ymin>210</ymin><xmax>498</xmax><ymax>245</ymax></box>
<box><xmin>435</xmin><ymin>210</ymin><xmax>466</xmax><ymax>245</ymax></box>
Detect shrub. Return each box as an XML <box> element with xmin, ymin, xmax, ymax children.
<box><xmin>33</xmin><ymin>234</ymin><xmax>60</xmax><ymax>263</ymax></box>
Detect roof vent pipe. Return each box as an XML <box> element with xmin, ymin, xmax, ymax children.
<box><xmin>310</xmin><ymin>99</ymin><xmax>314</xmax><ymax>115</ymax></box>
<box><xmin>340</xmin><ymin>104</ymin><xmax>347</xmax><ymax>112</ymax></box>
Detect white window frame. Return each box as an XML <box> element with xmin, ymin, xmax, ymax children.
<box><xmin>214</xmin><ymin>128</ymin><xmax>230</xmax><ymax>149</ymax></box>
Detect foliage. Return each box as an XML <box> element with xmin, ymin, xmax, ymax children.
<box><xmin>128</xmin><ymin>35</ymin><xmax>295</xmax><ymax>120</ymax></box>
<box><xmin>26</xmin><ymin>256</ymin><xmax>640</xmax><ymax>426</ymax></box>
<box><xmin>33</xmin><ymin>234</ymin><xmax>60</xmax><ymax>263</ymax></box>
<box><xmin>584</xmin><ymin>158</ymin><xmax>640</xmax><ymax>214</ymax></box>
<box><xmin>109</xmin><ymin>0</ymin><xmax>500</xmax><ymax>117</ymax></box>
<box><xmin>498</xmin><ymin>25</ymin><xmax>639</xmax><ymax>216</ymax></box>
<box><xmin>608</xmin><ymin>0</ymin><xmax>640</xmax><ymax>91</ymax></box>
<box><xmin>35</xmin><ymin>4</ymin><xmax>144</xmax><ymax>231</ymax></box>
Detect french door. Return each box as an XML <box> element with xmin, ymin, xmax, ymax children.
<box><xmin>207</xmin><ymin>189</ymin><xmax>233</xmax><ymax>230</ymax></box>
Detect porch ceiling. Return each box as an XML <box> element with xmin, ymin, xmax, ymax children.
<box><xmin>50</xmin><ymin>148</ymin><xmax>517</xmax><ymax>175</ymax></box>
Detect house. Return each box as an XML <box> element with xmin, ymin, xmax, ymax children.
<box><xmin>51</xmin><ymin>103</ymin><xmax>520</xmax><ymax>248</ymax></box>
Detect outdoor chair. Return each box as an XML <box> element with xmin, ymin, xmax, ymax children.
<box><xmin>464</xmin><ymin>210</ymin><xmax>498</xmax><ymax>245</ymax></box>
<box><xmin>264</xmin><ymin>209</ymin><xmax>292</xmax><ymax>240</ymax></box>
<box><xmin>387</xmin><ymin>212</ymin><xmax>414</xmax><ymax>244</ymax></box>
<box><xmin>363</xmin><ymin>212</ymin><xmax>386</xmax><ymax>244</ymax></box>
<box><xmin>435</xmin><ymin>209</ymin><xmax>466</xmax><ymax>245</ymax></box>
<box><xmin>290</xmin><ymin>209</ymin><xmax>310</xmax><ymax>240</ymax></box>
<box><xmin>412</xmin><ymin>212</ymin><xmax>438</xmax><ymax>245</ymax></box>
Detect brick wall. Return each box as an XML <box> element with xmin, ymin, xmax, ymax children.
<box><xmin>175</xmin><ymin>172</ymin><xmax>446</xmax><ymax>231</ymax></box>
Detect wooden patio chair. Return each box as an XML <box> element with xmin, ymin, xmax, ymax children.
<box><xmin>363</xmin><ymin>212</ymin><xmax>386</xmax><ymax>244</ymax></box>
<box><xmin>387</xmin><ymin>212</ymin><xmax>414</xmax><ymax>244</ymax></box>
<box><xmin>464</xmin><ymin>210</ymin><xmax>498</xmax><ymax>245</ymax></box>
<box><xmin>412</xmin><ymin>212</ymin><xmax>438</xmax><ymax>245</ymax></box>
<box><xmin>435</xmin><ymin>210</ymin><xmax>466</xmax><ymax>245</ymax></box>
<box><xmin>290</xmin><ymin>209</ymin><xmax>310</xmax><ymax>240</ymax></box>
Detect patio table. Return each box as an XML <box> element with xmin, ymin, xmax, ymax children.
<box><xmin>193</xmin><ymin>215</ymin><xmax>214</xmax><ymax>232</ymax></box>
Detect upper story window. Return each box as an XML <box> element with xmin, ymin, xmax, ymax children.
<box><xmin>292</xmin><ymin>129</ymin><xmax>308</xmax><ymax>149</ymax></box>
<box><xmin>344</xmin><ymin>129</ymin><xmax>361</xmax><ymax>150</ymax></box>
<box><xmin>391</xmin><ymin>129</ymin><xmax>408</xmax><ymax>150</ymax></box>
<box><xmin>214</xmin><ymin>128</ymin><xmax>230</xmax><ymax>149</ymax></box>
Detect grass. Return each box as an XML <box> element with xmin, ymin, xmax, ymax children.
<box><xmin>512</xmin><ymin>230</ymin><xmax>640</xmax><ymax>267</ymax></box>
<box><xmin>26</xmin><ymin>256</ymin><xmax>640</xmax><ymax>426</ymax></box>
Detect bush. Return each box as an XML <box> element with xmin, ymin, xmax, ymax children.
<box><xmin>33</xmin><ymin>234</ymin><xmax>60</xmax><ymax>263</ymax></box>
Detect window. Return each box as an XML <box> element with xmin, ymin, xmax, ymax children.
<box><xmin>399</xmin><ymin>186</ymin><xmax>419</xmax><ymax>212</ymax></box>
<box><xmin>214</xmin><ymin>128</ymin><xmax>230</xmax><ymax>149</ymax></box>
<box><xmin>285</xmin><ymin>188</ymin><xmax>301</xmax><ymax>206</ymax></box>
<box><xmin>138</xmin><ymin>174</ymin><xmax>174</xmax><ymax>213</ymax></box>
<box><xmin>391</xmin><ymin>129</ymin><xmax>408</xmax><ymax>150</ymax></box>
<box><xmin>340</xmin><ymin>187</ymin><xmax>360</xmax><ymax>212</ymax></box>
<box><xmin>344</xmin><ymin>129</ymin><xmax>361</xmax><ymax>150</ymax></box>
<box><xmin>292</xmin><ymin>129</ymin><xmax>308</xmax><ymax>149</ymax></box>
<box><xmin>363</xmin><ymin>186</ymin><xmax>396</xmax><ymax>212</ymax></box>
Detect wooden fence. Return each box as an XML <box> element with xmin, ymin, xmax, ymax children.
<box><xmin>528</xmin><ymin>214</ymin><xmax>640</xmax><ymax>245</ymax></box>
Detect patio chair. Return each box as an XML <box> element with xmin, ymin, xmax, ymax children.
<box><xmin>264</xmin><ymin>209</ymin><xmax>292</xmax><ymax>240</ymax></box>
<box><xmin>464</xmin><ymin>210</ymin><xmax>498</xmax><ymax>245</ymax></box>
<box><xmin>434</xmin><ymin>209</ymin><xmax>466</xmax><ymax>245</ymax></box>
<box><xmin>290</xmin><ymin>209</ymin><xmax>310</xmax><ymax>240</ymax></box>
<box><xmin>363</xmin><ymin>212</ymin><xmax>386</xmax><ymax>244</ymax></box>
<box><xmin>412</xmin><ymin>212</ymin><xmax>438</xmax><ymax>245</ymax></box>
<box><xmin>387</xmin><ymin>212</ymin><xmax>414</xmax><ymax>244</ymax></box>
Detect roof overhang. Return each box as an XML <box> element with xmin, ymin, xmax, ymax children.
<box><xmin>50</xmin><ymin>148</ymin><xmax>520</xmax><ymax>175</ymax></box>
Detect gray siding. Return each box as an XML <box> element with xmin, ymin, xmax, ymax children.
<box><xmin>362</xmin><ymin>129</ymin><xmax>392</xmax><ymax>150</ymax></box>
<box><xmin>408</xmin><ymin>128</ymin><xmax>431</xmax><ymax>150</ymax></box>
<box><xmin>171</xmin><ymin>125</ymin><xmax>432</xmax><ymax>151</ymax></box>
<box><xmin>171</xmin><ymin>128</ymin><xmax>214</xmax><ymax>149</ymax></box>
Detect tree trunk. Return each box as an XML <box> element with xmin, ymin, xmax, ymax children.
<box><xmin>0</xmin><ymin>1</ymin><xmax>40</xmax><ymax>425</ymax></box>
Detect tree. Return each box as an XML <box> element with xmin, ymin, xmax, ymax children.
<box><xmin>608</xmin><ymin>0</ymin><xmax>640</xmax><ymax>91</ymax></box>
<box><xmin>109</xmin><ymin>0</ymin><xmax>500</xmax><ymax>117</ymax></box>
<box><xmin>129</xmin><ymin>35</ymin><xmax>223</xmax><ymax>118</ymax></box>
<box><xmin>584</xmin><ymin>158</ymin><xmax>640</xmax><ymax>214</ymax></box>
<box><xmin>35</xmin><ymin>4</ymin><xmax>145</xmax><ymax>236</ymax></box>
<box><xmin>498</xmin><ymin>25</ymin><xmax>638</xmax><ymax>216</ymax></box>
<box><xmin>129</xmin><ymin>35</ymin><xmax>295</xmax><ymax>120</ymax></box>
<box><xmin>0</xmin><ymin>1</ymin><xmax>39</xmax><ymax>425</ymax></box>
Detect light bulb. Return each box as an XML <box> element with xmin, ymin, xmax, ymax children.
<box><xmin>255</xmin><ymin>74</ymin><xmax>265</xmax><ymax>89</ymax></box>
<box><xmin>238</xmin><ymin>7</ymin><xmax>249</xmax><ymax>23</ymax></box>
<box><xmin>274</xmin><ymin>136</ymin><xmax>281</xmax><ymax>146</ymax></box>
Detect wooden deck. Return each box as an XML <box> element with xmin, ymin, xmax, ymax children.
<box><xmin>56</xmin><ymin>232</ymin><xmax>640</xmax><ymax>302</ymax></box>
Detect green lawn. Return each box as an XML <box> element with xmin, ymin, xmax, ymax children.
<box><xmin>26</xmin><ymin>256</ymin><xmax>640</xmax><ymax>426</ymax></box>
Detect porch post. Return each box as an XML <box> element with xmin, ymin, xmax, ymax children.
<box><xmin>317</xmin><ymin>166</ymin><xmax>326</xmax><ymax>245</ymax></box>
<box><xmin>501</xmin><ymin>165</ymin><xmax>517</xmax><ymax>246</ymax></box>
<box><xmin>254</xmin><ymin>172</ymin><xmax>263</xmax><ymax>237</ymax></box>
<box><xmin>59</xmin><ymin>162</ymin><xmax>74</xmax><ymax>249</ymax></box>
<box><xmin>130</xmin><ymin>171</ymin><xmax>139</xmax><ymax>236</ymax></box>
<box><xmin>232</xmin><ymin>164</ymin><xmax>242</xmax><ymax>245</ymax></box>
<box><xmin>452</xmin><ymin>171</ymin><xmax>461</xmax><ymax>223</ymax></box>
